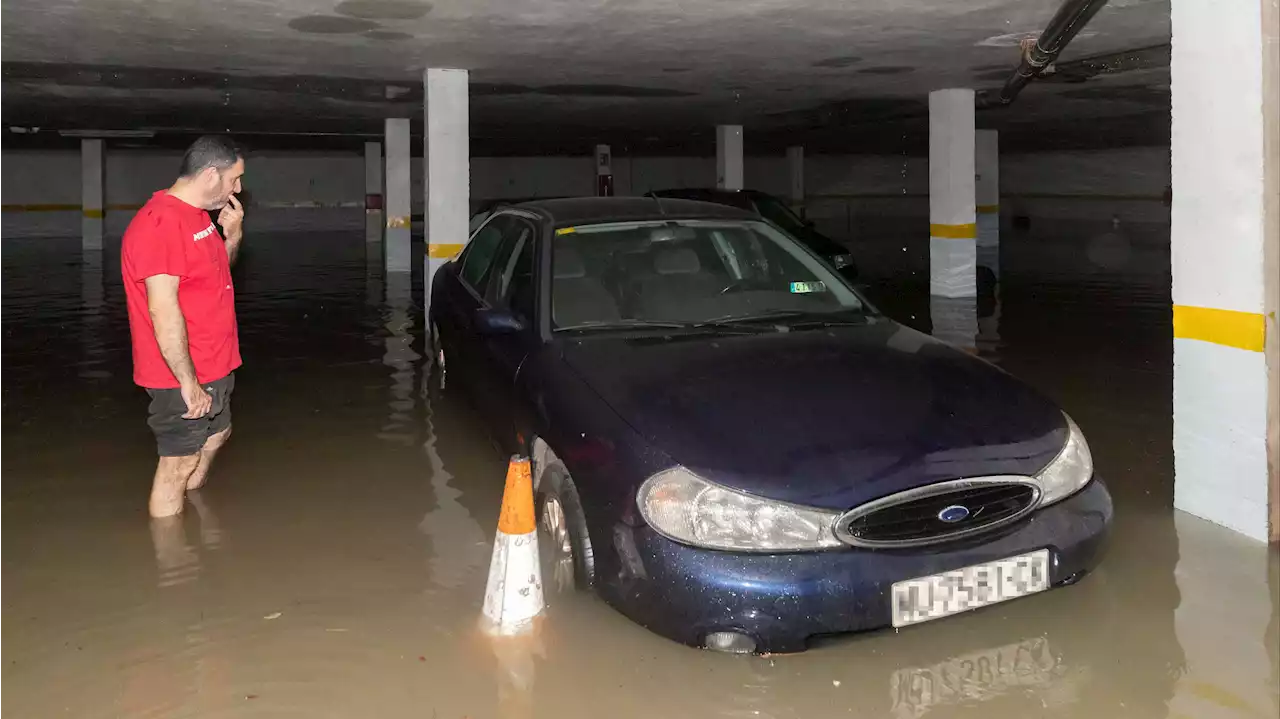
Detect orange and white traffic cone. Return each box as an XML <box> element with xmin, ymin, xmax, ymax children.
<box><xmin>480</xmin><ymin>456</ymin><xmax>544</xmax><ymax>636</ymax></box>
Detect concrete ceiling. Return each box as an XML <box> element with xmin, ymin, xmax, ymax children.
<box><xmin>1</xmin><ymin>0</ymin><xmax>1171</xmax><ymax>153</ymax></box>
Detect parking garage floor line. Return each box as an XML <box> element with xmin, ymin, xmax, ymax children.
<box><xmin>2</xmin><ymin>231</ymin><xmax>1276</xmax><ymax>718</ymax></box>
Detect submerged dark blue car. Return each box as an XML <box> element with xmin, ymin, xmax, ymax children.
<box><xmin>428</xmin><ymin>197</ymin><xmax>1112</xmax><ymax>654</ymax></box>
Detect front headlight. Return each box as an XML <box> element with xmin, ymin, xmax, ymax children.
<box><xmin>832</xmin><ymin>253</ymin><xmax>853</xmax><ymax>270</ymax></box>
<box><xmin>636</xmin><ymin>468</ymin><xmax>842</xmax><ymax>552</ymax></box>
<box><xmin>1035</xmin><ymin>413</ymin><xmax>1094</xmax><ymax>506</ymax></box>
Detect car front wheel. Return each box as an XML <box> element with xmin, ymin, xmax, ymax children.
<box><xmin>536</xmin><ymin>460</ymin><xmax>595</xmax><ymax>593</ymax></box>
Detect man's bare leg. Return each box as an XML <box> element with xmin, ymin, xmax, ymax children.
<box><xmin>149</xmin><ymin>454</ymin><xmax>200</xmax><ymax>518</ymax></box>
<box><xmin>186</xmin><ymin>425</ymin><xmax>232</xmax><ymax>491</ymax></box>
<box><xmin>186</xmin><ymin>489</ymin><xmax>223</xmax><ymax>549</ymax></box>
<box><xmin>149</xmin><ymin>514</ymin><xmax>199</xmax><ymax>585</ymax></box>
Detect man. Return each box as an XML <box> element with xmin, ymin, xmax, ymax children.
<box><xmin>121</xmin><ymin>135</ymin><xmax>246</xmax><ymax>518</ymax></box>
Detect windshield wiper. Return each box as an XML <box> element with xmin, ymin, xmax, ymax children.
<box><xmin>557</xmin><ymin>319</ymin><xmax>692</xmax><ymax>331</ymax></box>
<box><xmin>557</xmin><ymin>318</ymin><xmax>772</xmax><ymax>335</ymax></box>
<box><xmin>697</xmin><ymin>308</ymin><xmax>866</xmax><ymax>328</ymax></box>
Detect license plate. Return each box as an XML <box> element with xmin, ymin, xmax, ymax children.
<box><xmin>891</xmin><ymin>549</ymin><xmax>1050</xmax><ymax>628</ymax></box>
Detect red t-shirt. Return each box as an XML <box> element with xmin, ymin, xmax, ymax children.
<box><xmin>122</xmin><ymin>191</ymin><xmax>241</xmax><ymax>388</ymax></box>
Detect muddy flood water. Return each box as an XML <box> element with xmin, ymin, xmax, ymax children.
<box><xmin>3</xmin><ymin>230</ymin><xmax>1277</xmax><ymax>719</ymax></box>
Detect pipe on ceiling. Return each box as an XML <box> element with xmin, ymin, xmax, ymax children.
<box><xmin>978</xmin><ymin>0</ymin><xmax>1111</xmax><ymax>109</ymax></box>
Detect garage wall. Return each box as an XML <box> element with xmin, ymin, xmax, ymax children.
<box><xmin>3</xmin><ymin>146</ymin><xmax>1171</xmax><ymax>286</ymax></box>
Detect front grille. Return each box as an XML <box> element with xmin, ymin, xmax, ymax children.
<box><xmin>835</xmin><ymin>478</ymin><xmax>1041</xmax><ymax>548</ymax></box>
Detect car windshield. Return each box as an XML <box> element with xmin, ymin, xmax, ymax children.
<box><xmin>551</xmin><ymin>219</ymin><xmax>863</xmax><ymax>330</ymax></box>
<box><xmin>751</xmin><ymin>194</ymin><xmax>809</xmax><ymax>234</ymax></box>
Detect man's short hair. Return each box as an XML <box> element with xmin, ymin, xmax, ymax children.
<box><xmin>179</xmin><ymin>135</ymin><xmax>242</xmax><ymax>178</ymax></box>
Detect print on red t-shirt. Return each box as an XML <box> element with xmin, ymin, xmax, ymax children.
<box><xmin>121</xmin><ymin>191</ymin><xmax>242</xmax><ymax>389</ymax></box>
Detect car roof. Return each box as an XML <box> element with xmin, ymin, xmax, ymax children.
<box><xmin>507</xmin><ymin>196</ymin><xmax>759</xmax><ymax>227</ymax></box>
<box><xmin>649</xmin><ymin>188</ymin><xmax>770</xmax><ymax>200</ymax></box>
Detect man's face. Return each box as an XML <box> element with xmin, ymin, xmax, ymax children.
<box><xmin>202</xmin><ymin>158</ymin><xmax>245</xmax><ymax>210</ymax></box>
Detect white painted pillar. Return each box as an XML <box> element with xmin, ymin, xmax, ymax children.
<box><xmin>365</xmin><ymin>141</ymin><xmax>383</xmax><ymax>245</ymax></box>
<box><xmin>424</xmin><ymin>68</ymin><xmax>470</xmax><ymax>322</ymax></box>
<box><xmin>928</xmin><ymin>89</ymin><xmax>977</xmax><ymax>299</ymax></box>
<box><xmin>595</xmin><ymin>144</ymin><xmax>614</xmax><ymax>196</ymax></box>
<box><xmin>81</xmin><ymin>138</ymin><xmax>104</xmax><ymax>251</ymax></box>
<box><xmin>927</xmin><ymin>89</ymin><xmax>977</xmax><ymax>352</ymax></box>
<box><xmin>1171</xmin><ymin>0</ymin><xmax>1278</xmax><ymax>542</ymax></box>
<box><xmin>975</xmin><ymin>129</ymin><xmax>999</xmax><ymax>278</ymax></box>
<box><xmin>716</xmin><ymin>125</ymin><xmax>744</xmax><ymax>191</ymax></box>
<box><xmin>787</xmin><ymin>146</ymin><xmax>804</xmax><ymax>212</ymax></box>
<box><xmin>385</xmin><ymin>118</ymin><xmax>412</xmax><ymax>273</ymax></box>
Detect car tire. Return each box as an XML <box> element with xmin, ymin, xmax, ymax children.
<box><xmin>536</xmin><ymin>460</ymin><xmax>595</xmax><ymax>592</ymax></box>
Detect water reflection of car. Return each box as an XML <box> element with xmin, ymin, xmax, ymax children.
<box><xmin>428</xmin><ymin>197</ymin><xmax>1112</xmax><ymax>654</ymax></box>
<box><xmin>646</xmin><ymin>187</ymin><xmax>859</xmax><ymax>282</ymax></box>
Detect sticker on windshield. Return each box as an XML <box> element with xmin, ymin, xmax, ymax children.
<box><xmin>790</xmin><ymin>281</ymin><xmax>827</xmax><ymax>294</ymax></box>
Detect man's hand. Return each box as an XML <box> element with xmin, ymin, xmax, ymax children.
<box><xmin>217</xmin><ymin>195</ymin><xmax>245</xmax><ymax>241</ymax></box>
<box><xmin>181</xmin><ymin>382</ymin><xmax>213</xmax><ymax>419</ymax></box>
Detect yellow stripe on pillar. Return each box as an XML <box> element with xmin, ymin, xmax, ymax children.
<box><xmin>977</xmin><ymin>205</ymin><xmax>999</xmax><ymax>214</ymax></box>
<box><xmin>929</xmin><ymin>223</ymin><xmax>977</xmax><ymax>239</ymax></box>
<box><xmin>1173</xmin><ymin>305</ymin><xmax>1267</xmax><ymax>352</ymax></box>
<box><xmin>427</xmin><ymin>243</ymin><xmax>464</xmax><ymax>259</ymax></box>
<box><xmin>82</xmin><ymin>208</ymin><xmax>105</xmax><ymax>219</ymax></box>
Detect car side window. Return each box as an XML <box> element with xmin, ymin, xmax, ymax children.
<box><xmin>460</xmin><ymin>215</ymin><xmax>512</xmax><ymax>289</ymax></box>
<box><xmin>499</xmin><ymin>224</ymin><xmax>537</xmax><ymax>322</ymax></box>
<box><xmin>480</xmin><ymin>218</ymin><xmax>535</xmax><ymax>305</ymax></box>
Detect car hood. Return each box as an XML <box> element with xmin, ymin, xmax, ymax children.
<box><xmin>555</xmin><ymin>320</ymin><xmax>1068</xmax><ymax>510</ymax></box>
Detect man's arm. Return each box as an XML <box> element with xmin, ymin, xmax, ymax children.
<box><xmin>218</xmin><ymin>195</ymin><xmax>245</xmax><ymax>266</ymax></box>
<box><xmin>225</xmin><ymin>235</ymin><xmax>242</xmax><ymax>266</ymax></box>
<box><xmin>145</xmin><ymin>274</ymin><xmax>211</xmax><ymax>418</ymax></box>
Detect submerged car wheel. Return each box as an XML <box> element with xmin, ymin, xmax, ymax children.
<box><xmin>536</xmin><ymin>461</ymin><xmax>595</xmax><ymax>593</ymax></box>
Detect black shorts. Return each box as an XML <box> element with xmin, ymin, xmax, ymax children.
<box><xmin>146</xmin><ymin>373</ymin><xmax>235</xmax><ymax>457</ymax></box>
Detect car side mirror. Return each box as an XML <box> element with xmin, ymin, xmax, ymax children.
<box><xmin>475</xmin><ymin>308</ymin><xmax>525</xmax><ymax>335</ymax></box>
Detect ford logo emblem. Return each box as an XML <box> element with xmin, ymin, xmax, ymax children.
<box><xmin>937</xmin><ymin>505</ymin><xmax>971</xmax><ymax>523</ymax></box>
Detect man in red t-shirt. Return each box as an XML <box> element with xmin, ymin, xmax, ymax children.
<box><xmin>122</xmin><ymin>135</ymin><xmax>246</xmax><ymax>518</ymax></box>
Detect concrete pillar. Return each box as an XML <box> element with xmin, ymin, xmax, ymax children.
<box><xmin>928</xmin><ymin>89</ymin><xmax>977</xmax><ymax>352</ymax></box>
<box><xmin>1171</xmin><ymin>0</ymin><xmax>1279</xmax><ymax>543</ymax></box>
<box><xmin>787</xmin><ymin>146</ymin><xmax>804</xmax><ymax>213</ymax></box>
<box><xmin>81</xmin><ymin>139</ymin><xmax>104</xmax><ymax>251</ymax></box>
<box><xmin>385</xmin><ymin>118</ymin><xmax>412</xmax><ymax>273</ymax></box>
<box><xmin>928</xmin><ymin>89</ymin><xmax>977</xmax><ymax>299</ymax></box>
<box><xmin>595</xmin><ymin>144</ymin><xmax>614</xmax><ymax>196</ymax></box>
<box><xmin>716</xmin><ymin>125</ymin><xmax>744</xmax><ymax>191</ymax></box>
<box><xmin>975</xmin><ymin>129</ymin><xmax>999</xmax><ymax>279</ymax></box>
<box><xmin>365</xmin><ymin>141</ymin><xmax>383</xmax><ymax>245</ymax></box>
<box><xmin>424</xmin><ymin>68</ymin><xmax>470</xmax><ymax>322</ymax></box>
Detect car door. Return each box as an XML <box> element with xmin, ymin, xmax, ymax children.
<box><xmin>439</xmin><ymin>213</ymin><xmax>514</xmax><ymax>388</ymax></box>
<box><xmin>470</xmin><ymin>215</ymin><xmax>540</xmax><ymax>448</ymax></box>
